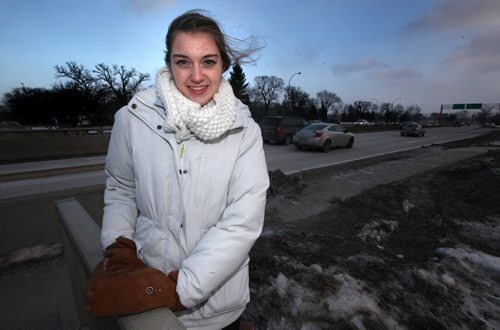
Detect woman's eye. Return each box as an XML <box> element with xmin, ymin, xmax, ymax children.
<box><xmin>175</xmin><ymin>59</ymin><xmax>189</xmax><ymax>67</ymax></box>
<box><xmin>203</xmin><ymin>59</ymin><xmax>216</xmax><ymax>66</ymax></box>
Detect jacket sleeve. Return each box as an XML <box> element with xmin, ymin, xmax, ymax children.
<box><xmin>100</xmin><ymin>107</ymin><xmax>138</xmax><ymax>250</ymax></box>
<box><xmin>177</xmin><ymin>116</ymin><xmax>269</xmax><ymax>307</ymax></box>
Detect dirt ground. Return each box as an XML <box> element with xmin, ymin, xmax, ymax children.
<box><xmin>244</xmin><ymin>130</ymin><xmax>500</xmax><ymax>329</ymax></box>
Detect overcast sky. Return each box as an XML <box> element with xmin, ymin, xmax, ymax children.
<box><xmin>1</xmin><ymin>0</ymin><xmax>499</xmax><ymax>113</ymax></box>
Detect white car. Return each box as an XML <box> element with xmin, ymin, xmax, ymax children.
<box><xmin>354</xmin><ymin>119</ymin><xmax>370</xmax><ymax>126</ymax></box>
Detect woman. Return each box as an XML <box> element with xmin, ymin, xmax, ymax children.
<box><xmin>87</xmin><ymin>9</ymin><xmax>269</xmax><ymax>330</ymax></box>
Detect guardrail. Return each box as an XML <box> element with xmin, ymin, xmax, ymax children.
<box><xmin>55</xmin><ymin>197</ymin><xmax>185</xmax><ymax>330</ymax></box>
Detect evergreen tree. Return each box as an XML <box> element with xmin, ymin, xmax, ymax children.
<box><xmin>228</xmin><ymin>63</ymin><xmax>250</xmax><ymax>105</ymax></box>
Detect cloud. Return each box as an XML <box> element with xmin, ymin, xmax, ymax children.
<box><xmin>331</xmin><ymin>58</ymin><xmax>419</xmax><ymax>81</ymax></box>
<box><xmin>367</xmin><ymin>68</ymin><xmax>422</xmax><ymax>80</ymax></box>
<box><xmin>332</xmin><ymin>58</ymin><xmax>389</xmax><ymax>76</ymax></box>
<box><xmin>123</xmin><ymin>0</ymin><xmax>176</xmax><ymax>14</ymax></box>
<box><xmin>443</xmin><ymin>29</ymin><xmax>500</xmax><ymax>73</ymax></box>
<box><xmin>403</xmin><ymin>0</ymin><xmax>500</xmax><ymax>34</ymax></box>
<box><xmin>402</xmin><ymin>0</ymin><xmax>500</xmax><ymax>76</ymax></box>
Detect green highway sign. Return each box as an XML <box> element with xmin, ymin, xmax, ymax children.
<box><xmin>451</xmin><ymin>103</ymin><xmax>482</xmax><ymax>110</ymax></box>
<box><xmin>466</xmin><ymin>103</ymin><xmax>482</xmax><ymax>109</ymax></box>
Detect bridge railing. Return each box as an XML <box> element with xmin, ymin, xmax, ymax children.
<box><xmin>55</xmin><ymin>197</ymin><xmax>185</xmax><ymax>330</ymax></box>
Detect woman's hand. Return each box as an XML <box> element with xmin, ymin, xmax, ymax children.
<box><xmin>103</xmin><ymin>236</ymin><xmax>145</xmax><ymax>272</ymax></box>
<box><xmin>85</xmin><ymin>265</ymin><xmax>186</xmax><ymax>317</ymax></box>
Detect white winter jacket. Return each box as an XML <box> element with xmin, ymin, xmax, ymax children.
<box><xmin>101</xmin><ymin>86</ymin><xmax>269</xmax><ymax>329</ymax></box>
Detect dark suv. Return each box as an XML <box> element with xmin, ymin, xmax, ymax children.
<box><xmin>260</xmin><ymin>116</ymin><xmax>309</xmax><ymax>144</ymax></box>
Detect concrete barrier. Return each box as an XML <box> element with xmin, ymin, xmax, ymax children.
<box><xmin>0</xmin><ymin>128</ymin><xmax>111</xmax><ymax>163</ymax></box>
<box><xmin>55</xmin><ymin>198</ymin><xmax>185</xmax><ymax>330</ymax></box>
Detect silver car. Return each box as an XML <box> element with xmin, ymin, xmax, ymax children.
<box><xmin>293</xmin><ymin>123</ymin><xmax>355</xmax><ymax>152</ymax></box>
<box><xmin>400</xmin><ymin>122</ymin><xmax>425</xmax><ymax>137</ymax></box>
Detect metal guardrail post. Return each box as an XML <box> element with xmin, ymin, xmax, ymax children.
<box><xmin>55</xmin><ymin>198</ymin><xmax>185</xmax><ymax>330</ymax></box>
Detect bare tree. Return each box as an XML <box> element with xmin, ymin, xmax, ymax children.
<box><xmin>402</xmin><ymin>105</ymin><xmax>423</xmax><ymax>122</ymax></box>
<box><xmin>55</xmin><ymin>61</ymin><xmax>100</xmax><ymax>99</ymax></box>
<box><xmin>251</xmin><ymin>76</ymin><xmax>284</xmax><ymax>112</ymax></box>
<box><xmin>474</xmin><ymin>108</ymin><xmax>493</xmax><ymax>124</ymax></box>
<box><xmin>316</xmin><ymin>90</ymin><xmax>343</xmax><ymax>121</ymax></box>
<box><xmin>94</xmin><ymin>63</ymin><xmax>150</xmax><ymax>105</ymax></box>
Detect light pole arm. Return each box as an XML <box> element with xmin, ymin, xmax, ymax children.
<box><xmin>288</xmin><ymin>72</ymin><xmax>301</xmax><ymax>87</ymax></box>
<box><xmin>391</xmin><ymin>97</ymin><xmax>402</xmax><ymax>109</ymax></box>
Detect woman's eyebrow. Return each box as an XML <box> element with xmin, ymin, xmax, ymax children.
<box><xmin>172</xmin><ymin>54</ymin><xmax>220</xmax><ymax>59</ymax></box>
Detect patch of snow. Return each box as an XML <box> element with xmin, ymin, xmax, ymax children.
<box><xmin>0</xmin><ymin>243</ymin><xmax>62</xmax><ymax>269</ymax></box>
<box><xmin>402</xmin><ymin>199</ymin><xmax>415</xmax><ymax>213</ymax></box>
<box><xmin>437</xmin><ymin>246</ymin><xmax>500</xmax><ymax>276</ymax></box>
<box><xmin>434</xmin><ymin>245</ymin><xmax>500</xmax><ymax>328</ymax></box>
<box><xmin>327</xmin><ymin>273</ymin><xmax>400</xmax><ymax>329</ymax></box>
<box><xmin>357</xmin><ymin>219</ymin><xmax>399</xmax><ymax>244</ymax></box>
<box><xmin>441</xmin><ymin>273</ymin><xmax>456</xmax><ymax>287</ymax></box>
<box><xmin>415</xmin><ymin>268</ymin><xmax>449</xmax><ymax>294</ymax></box>
<box><xmin>265</xmin><ymin>263</ymin><xmax>401</xmax><ymax>329</ymax></box>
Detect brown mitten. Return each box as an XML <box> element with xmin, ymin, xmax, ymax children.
<box><xmin>168</xmin><ymin>269</ymin><xmax>179</xmax><ymax>283</ymax></box>
<box><xmin>85</xmin><ymin>262</ymin><xmax>186</xmax><ymax>317</ymax></box>
<box><xmin>103</xmin><ymin>236</ymin><xmax>145</xmax><ymax>272</ymax></box>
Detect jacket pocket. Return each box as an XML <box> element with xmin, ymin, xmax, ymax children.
<box><xmin>134</xmin><ymin>215</ymin><xmax>166</xmax><ymax>270</ymax></box>
<box><xmin>199</xmin><ymin>262</ymin><xmax>250</xmax><ymax>318</ymax></box>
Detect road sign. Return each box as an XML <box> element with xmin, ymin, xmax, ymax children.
<box><xmin>466</xmin><ymin>103</ymin><xmax>482</xmax><ymax>109</ymax></box>
<box><xmin>443</xmin><ymin>103</ymin><xmax>499</xmax><ymax>111</ymax></box>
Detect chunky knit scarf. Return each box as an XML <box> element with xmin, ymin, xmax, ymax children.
<box><xmin>155</xmin><ymin>68</ymin><xmax>236</xmax><ymax>142</ymax></box>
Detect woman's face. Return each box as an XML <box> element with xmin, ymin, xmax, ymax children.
<box><xmin>170</xmin><ymin>31</ymin><xmax>223</xmax><ymax>106</ymax></box>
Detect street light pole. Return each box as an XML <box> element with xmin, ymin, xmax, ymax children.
<box><xmin>286</xmin><ymin>72</ymin><xmax>301</xmax><ymax>113</ymax></box>
<box><xmin>391</xmin><ymin>97</ymin><xmax>402</xmax><ymax>110</ymax></box>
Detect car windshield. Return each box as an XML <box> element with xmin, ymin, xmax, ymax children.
<box><xmin>305</xmin><ymin>124</ymin><xmax>328</xmax><ymax>130</ymax></box>
<box><xmin>261</xmin><ymin>117</ymin><xmax>280</xmax><ymax>126</ymax></box>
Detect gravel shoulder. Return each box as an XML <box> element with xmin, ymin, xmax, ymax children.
<box><xmin>267</xmin><ymin>145</ymin><xmax>491</xmax><ymax>224</ymax></box>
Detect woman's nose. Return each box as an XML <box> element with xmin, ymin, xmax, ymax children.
<box><xmin>190</xmin><ymin>65</ymin><xmax>204</xmax><ymax>83</ymax></box>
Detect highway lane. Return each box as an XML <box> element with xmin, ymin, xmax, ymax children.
<box><xmin>265</xmin><ymin>125</ymin><xmax>488</xmax><ymax>173</ymax></box>
<box><xmin>0</xmin><ymin>125</ymin><xmax>491</xmax><ymax>199</ymax></box>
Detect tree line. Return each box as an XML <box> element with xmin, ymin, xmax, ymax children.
<box><xmin>1</xmin><ymin>61</ymin><xmax>496</xmax><ymax>127</ymax></box>
<box><xmin>0</xmin><ymin>62</ymin><xmax>150</xmax><ymax>127</ymax></box>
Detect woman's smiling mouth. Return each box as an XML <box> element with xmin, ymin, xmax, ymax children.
<box><xmin>189</xmin><ymin>85</ymin><xmax>208</xmax><ymax>94</ymax></box>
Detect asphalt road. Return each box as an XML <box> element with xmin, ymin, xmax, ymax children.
<box><xmin>265</xmin><ymin>125</ymin><xmax>488</xmax><ymax>174</ymax></box>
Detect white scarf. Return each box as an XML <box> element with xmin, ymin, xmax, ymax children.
<box><xmin>155</xmin><ymin>68</ymin><xmax>236</xmax><ymax>142</ymax></box>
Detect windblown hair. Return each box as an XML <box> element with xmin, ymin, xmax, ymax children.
<box><xmin>164</xmin><ymin>9</ymin><xmax>263</xmax><ymax>72</ymax></box>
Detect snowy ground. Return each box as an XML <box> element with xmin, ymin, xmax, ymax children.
<box><xmin>244</xmin><ymin>131</ymin><xmax>500</xmax><ymax>329</ymax></box>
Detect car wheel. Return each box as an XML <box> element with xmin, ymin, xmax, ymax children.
<box><xmin>421</xmin><ymin>132</ymin><xmax>425</xmax><ymax>137</ymax></box>
<box><xmin>322</xmin><ymin>140</ymin><xmax>331</xmax><ymax>152</ymax></box>
<box><xmin>283</xmin><ymin>135</ymin><xmax>292</xmax><ymax>145</ymax></box>
<box><xmin>294</xmin><ymin>143</ymin><xmax>303</xmax><ymax>150</ymax></box>
<box><xmin>400</xmin><ymin>132</ymin><xmax>404</xmax><ymax>136</ymax></box>
<box><xmin>346</xmin><ymin>137</ymin><xmax>354</xmax><ymax>148</ymax></box>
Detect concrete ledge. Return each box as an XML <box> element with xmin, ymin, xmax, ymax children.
<box><xmin>55</xmin><ymin>197</ymin><xmax>185</xmax><ymax>330</ymax></box>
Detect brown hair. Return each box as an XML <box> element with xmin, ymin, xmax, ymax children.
<box><xmin>164</xmin><ymin>9</ymin><xmax>262</xmax><ymax>72</ymax></box>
